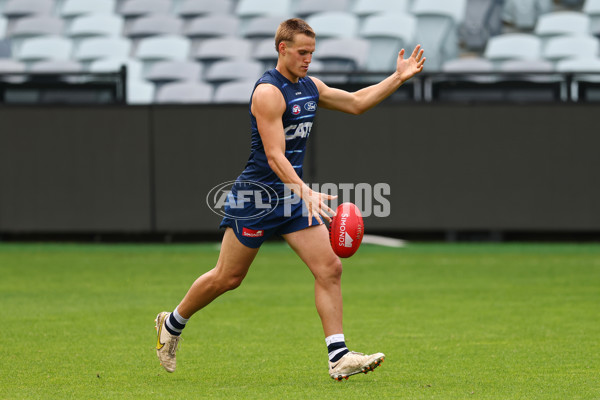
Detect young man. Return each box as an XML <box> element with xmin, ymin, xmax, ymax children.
<box><xmin>155</xmin><ymin>18</ymin><xmax>425</xmax><ymax>381</ymax></box>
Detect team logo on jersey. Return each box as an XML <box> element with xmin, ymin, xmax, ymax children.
<box><xmin>292</xmin><ymin>104</ymin><xmax>301</xmax><ymax>115</ymax></box>
<box><xmin>304</xmin><ymin>101</ymin><xmax>316</xmax><ymax>111</ymax></box>
<box><xmin>284</xmin><ymin>122</ymin><xmax>313</xmax><ymax>140</ymax></box>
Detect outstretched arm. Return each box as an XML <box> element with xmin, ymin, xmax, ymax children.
<box><xmin>312</xmin><ymin>45</ymin><xmax>426</xmax><ymax>115</ymax></box>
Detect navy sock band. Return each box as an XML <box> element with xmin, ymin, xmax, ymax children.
<box><xmin>328</xmin><ymin>341</ymin><xmax>349</xmax><ymax>362</ymax></box>
<box><xmin>165</xmin><ymin>308</ymin><xmax>189</xmax><ymax>337</ymax></box>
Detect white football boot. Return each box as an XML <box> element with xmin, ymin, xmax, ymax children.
<box><xmin>329</xmin><ymin>351</ymin><xmax>385</xmax><ymax>381</ymax></box>
<box><xmin>155</xmin><ymin>311</ymin><xmax>181</xmax><ymax>373</ymax></box>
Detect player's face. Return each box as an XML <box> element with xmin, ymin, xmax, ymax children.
<box><xmin>281</xmin><ymin>34</ymin><xmax>315</xmax><ymax>81</ymax></box>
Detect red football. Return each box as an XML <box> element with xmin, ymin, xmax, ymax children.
<box><xmin>329</xmin><ymin>202</ymin><xmax>364</xmax><ymax>258</ymax></box>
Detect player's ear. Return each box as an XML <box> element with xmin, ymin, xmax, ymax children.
<box><xmin>279</xmin><ymin>41</ymin><xmax>286</xmax><ymax>56</ymax></box>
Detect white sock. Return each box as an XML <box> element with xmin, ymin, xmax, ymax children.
<box><xmin>326</xmin><ymin>334</ymin><xmax>349</xmax><ymax>362</ymax></box>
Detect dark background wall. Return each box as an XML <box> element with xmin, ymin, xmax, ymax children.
<box><xmin>1</xmin><ymin>104</ymin><xmax>599</xmax><ymax>237</ymax></box>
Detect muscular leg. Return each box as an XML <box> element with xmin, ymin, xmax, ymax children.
<box><xmin>283</xmin><ymin>224</ymin><xmax>343</xmax><ymax>337</ymax></box>
<box><xmin>176</xmin><ymin>228</ymin><xmax>259</xmax><ymax>319</ymax></box>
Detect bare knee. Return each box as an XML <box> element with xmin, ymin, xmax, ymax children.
<box><xmin>211</xmin><ymin>266</ymin><xmax>247</xmax><ymax>292</ymax></box>
<box><xmin>314</xmin><ymin>257</ymin><xmax>343</xmax><ymax>284</ymax></box>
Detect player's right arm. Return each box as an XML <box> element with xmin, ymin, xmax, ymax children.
<box><xmin>251</xmin><ymin>83</ymin><xmax>336</xmax><ymax>225</ymax></box>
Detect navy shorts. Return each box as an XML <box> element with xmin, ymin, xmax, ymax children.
<box><xmin>220</xmin><ymin>197</ymin><xmax>321</xmax><ymax>248</ymax></box>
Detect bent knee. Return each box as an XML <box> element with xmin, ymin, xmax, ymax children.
<box><xmin>224</xmin><ymin>274</ymin><xmax>245</xmax><ymax>291</ymax></box>
<box><xmin>210</xmin><ymin>266</ymin><xmax>247</xmax><ymax>292</ymax></box>
<box><xmin>315</xmin><ymin>257</ymin><xmax>343</xmax><ymax>282</ymax></box>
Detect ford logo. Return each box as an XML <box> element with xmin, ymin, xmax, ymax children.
<box><xmin>304</xmin><ymin>101</ymin><xmax>316</xmax><ymax>111</ymax></box>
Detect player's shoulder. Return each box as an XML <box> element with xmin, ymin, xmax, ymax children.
<box><xmin>253</xmin><ymin>81</ymin><xmax>283</xmax><ymax>98</ymax></box>
<box><xmin>252</xmin><ymin>81</ymin><xmax>285</xmax><ymax>114</ymax></box>
<box><xmin>308</xmin><ymin>75</ymin><xmax>327</xmax><ymax>93</ymax></box>
<box><xmin>253</xmin><ymin>70</ymin><xmax>284</xmax><ymax>97</ymax></box>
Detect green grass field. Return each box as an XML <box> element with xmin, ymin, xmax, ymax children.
<box><xmin>1</xmin><ymin>242</ymin><xmax>599</xmax><ymax>399</ymax></box>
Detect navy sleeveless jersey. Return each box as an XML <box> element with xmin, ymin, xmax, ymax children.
<box><xmin>233</xmin><ymin>68</ymin><xmax>319</xmax><ymax>201</ymax></box>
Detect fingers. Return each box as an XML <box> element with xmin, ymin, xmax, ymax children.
<box><xmin>411</xmin><ymin>44</ymin><xmax>421</xmax><ymax>59</ymax></box>
<box><xmin>304</xmin><ymin>190</ymin><xmax>337</xmax><ymax>226</ymax></box>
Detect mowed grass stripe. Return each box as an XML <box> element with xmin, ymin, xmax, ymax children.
<box><xmin>1</xmin><ymin>243</ymin><xmax>599</xmax><ymax>399</ymax></box>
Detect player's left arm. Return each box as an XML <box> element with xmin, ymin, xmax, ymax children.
<box><xmin>312</xmin><ymin>45</ymin><xmax>425</xmax><ymax>115</ymax></box>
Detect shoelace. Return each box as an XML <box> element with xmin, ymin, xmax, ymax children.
<box><xmin>167</xmin><ymin>336</ymin><xmax>181</xmax><ymax>357</ymax></box>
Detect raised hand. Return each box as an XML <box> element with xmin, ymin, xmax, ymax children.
<box><xmin>396</xmin><ymin>45</ymin><xmax>426</xmax><ymax>82</ymax></box>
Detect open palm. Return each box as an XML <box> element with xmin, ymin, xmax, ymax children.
<box><xmin>396</xmin><ymin>45</ymin><xmax>426</xmax><ymax>82</ymax></box>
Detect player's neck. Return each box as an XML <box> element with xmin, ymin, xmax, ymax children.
<box><xmin>275</xmin><ymin>64</ymin><xmax>300</xmax><ymax>84</ymax></box>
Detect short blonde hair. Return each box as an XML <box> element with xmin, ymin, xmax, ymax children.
<box><xmin>274</xmin><ymin>18</ymin><xmax>315</xmax><ymax>53</ymax></box>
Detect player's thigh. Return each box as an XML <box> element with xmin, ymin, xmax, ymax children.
<box><xmin>282</xmin><ymin>224</ymin><xmax>341</xmax><ymax>278</ymax></box>
<box><xmin>215</xmin><ymin>227</ymin><xmax>260</xmax><ymax>278</ymax></box>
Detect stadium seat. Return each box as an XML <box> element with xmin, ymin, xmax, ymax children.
<box><xmin>293</xmin><ymin>0</ymin><xmax>350</xmax><ymax>18</ymax></box>
<box><xmin>497</xmin><ymin>59</ymin><xmax>560</xmax><ymax>90</ymax></box>
<box><xmin>60</xmin><ymin>0</ymin><xmax>117</xmax><ymax>18</ymax></box>
<box><xmin>6</xmin><ymin>15</ymin><xmax>64</xmax><ymax>54</ymax></box>
<box><xmin>184</xmin><ymin>15</ymin><xmax>240</xmax><ymax>39</ymax></box>
<box><xmin>306</xmin><ymin>12</ymin><xmax>360</xmax><ymax>38</ymax></box>
<box><xmin>176</xmin><ymin>0</ymin><xmax>234</xmax><ymax>18</ymax></box>
<box><xmin>436</xmin><ymin>57</ymin><xmax>496</xmax><ymax>88</ymax></box>
<box><xmin>2</xmin><ymin>0</ymin><xmax>55</xmax><ymax>18</ymax></box>
<box><xmin>308</xmin><ymin>59</ymin><xmax>325</xmax><ymax>72</ymax></box>
<box><xmin>67</xmin><ymin>14</ymin><xmax>124</xmax><ymax>39</ymax></box>
<box><xmin>312</xmin><ymin>38</ymin><xmax>368</xmax><ymax>83</ymax></box>
<box><xmin>74</xmin><ymin>37</ymin><xmax>132</xmax><ymax>63</ymax></box>
<box><xmin>0</xmin><ymin>16</ymin><xmax>6</xmax><ymax>39</ymax></box>
<box><xmin>253</xmin><ymin>38</ymin><xmax>278</xmax><ymax>70</ymax></box>
<box><xmin>543</xmin><ymin>35</ymin><xmax>599</xmax><ymax>62</ymax></box>
<box><xmin>583</xmin><ymin>0</ymin><xmax>600</xmax><ymax>36</ymax></box>
<box><xmin>193</xmin><ymin>37</ymin><xmax>252</xmax><ymax>64</ymax></box>
<box><xmin>314</xmin><ymin>38</ymin><xmax>369</xmax><ymax>70</ymax></box>
<box><xmin>411</xmin><ymin>0</ymin><xmax>468</xmax><ymax>70</ymax></box>
<box><xmin>204</xmin><ymin>59</ymin><xmax>263</xmax><ymax>83</ymax></box>
<box><xmin>155</xmin><ymin>81</ymin><xmax>213</xmax><ymax>103</ymax></box>
<box><xmin>556</xmin><ymin>56</ymin><xmax>600</xmax><ymax>71</ymax></box>
<box><xmin>0</xmin><ymin>58</ymin><xmax>26</xmax><ymax>72</ymax></box>
<box><xmin>459</xmin><ymin>0</ymin><xmax>504</xmax><ymax>51</ymax></box>
<box><xmin>502</xmin><ymin>0</ymin><xmax>553</xmax><ymax>30</ymax></box>
<box><xmin>29</xmin><ymin>60</ymin><xmax>83</xmax><ymax>73</ymax></box>
<box><xmin>236</xmin><ymin>0</ymin><xmax>293</xmax><ymax>33</ymax></box>
<box><xmin>534</xmin><ymin>11</ymin><xmax>591</xmax><ymax>38</ymax></box>
<box><xmin>16</xmin><ymin>36</ymin><xmax>73</xmax><ymax>63</ymax></box>
<box><xmin>126</xmin><ymin>15</ymin><xmax>184</xmax><ymax>39</ymax></box>
<box><xmin>236</xmin><ymin>0</ymin><xmax>292</xmax><ymax>18</ymax></box>
<box><xmin>127</xmin><ymin>79</ymin><xmax>155</xmax><ymax>104</ymax></box>
<box><xmin>498</xmin><ymin>59</ymin><xmax>554</xmax><ymax>72</ymax></box>
<box><xmin>556</xmin><ymin>57</ymin><xmax>600</xmax><ymax>100</ymax></box>
<box><xmin>144</xmin><ymin>60</ymin><xmax>202</xmax><ymax>83</ymax></box>
<box><xmin>135</xmin><ymin>35</ymin><xmax>191</xmax><ymax>62</ymax></box>
<box><xmin>360</xmin><ymin>13</ymin><xmax>417</xmax><ymax>72</ymax></box>
<box><xmin>119</xmin><ymin>0</ymin><xmax>171</xmax><ymax>18</ymax></box>
<box><xmin>352</xmin><ymin>0</ymin><xmax>412</xmax><ymax>17</ymax></box>
<box><xmin>242</xmin><ymin>16</ymin><xmax>282</xmax><ymax>40</ymax></box>
<box><xmin>7</xmin><ymin>15</ymin><xmax>63</xmax><ymax>39</ymax></box>
<box><xmin>411</xmin><ymin>0</ymin><xmax>467</xmax><ymax>23</ymax></box>
<box><xmin>441</xmin><ymin>57</ymin><xmax>494</xmax><ymax>72</ymax></box>
<box><xmin>213</xmin><ymin>79</ymin><xmax>256</xmax><ymax>103</ymax></box>
<box><xmin>484</xmin><ymin>33</ymin><xmax>543</xmax><ymax>65</ymax></box>
<box><xmin>89</xmin><ymin>58</ymin><xmax>144</xmax><ymax>81</ymax></box>
<box><xmin>425</xmin><ymin>56</ymin><xmax>496</xmax><ymax>101</ymax></box>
